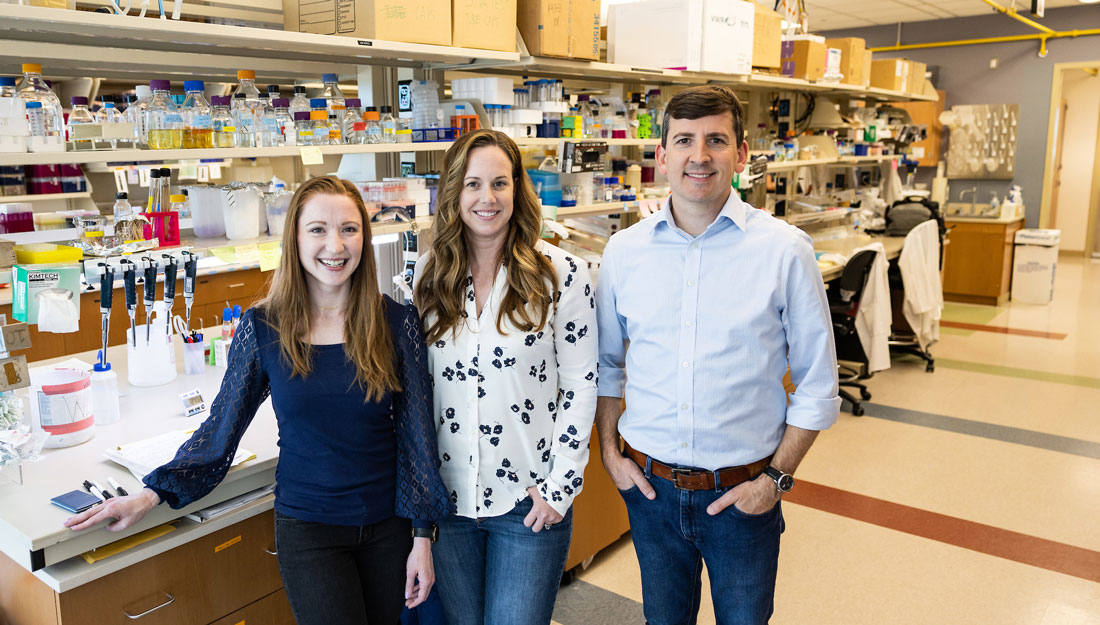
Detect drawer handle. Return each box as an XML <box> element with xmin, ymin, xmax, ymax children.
<box><xmin>226</xmin><ymin>282</ymin><xmax>245</xmax><ymax>289</ymax></box>
<box><xmin>265</xmin><ymin>547</ymin><xmax>278</xmax><ymax>556</ymax></box>
<box><xmin>123</xmin><ymin>592</ymin><xmax>175</xmax><ymax>619</ymax></box>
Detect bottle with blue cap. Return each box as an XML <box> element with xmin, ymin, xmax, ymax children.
<box><xmin>91</xmin><ymin>352</ymin><xmax>121</xmax><ymax>426</ymax></box>
<box><xmin>221</xmin><ymin>306</ymin><xmax>233</xmax><ymax>340</ymax></box>
<box><xmin>231</xmin><ymin>304</ymin><xmax>242</xmax><ymax>337</ymax></box>
<box><xmin>181</xmin><ymin>80</ymin><xmax>213</xmax><ymax>149</ymax></box>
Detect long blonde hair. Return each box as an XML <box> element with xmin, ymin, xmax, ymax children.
<box><xmin>262</xmin><ymin>176</ymin><xmax>399</xmax><ymax>401</ymax></box>
<box><xmin>415</xmin><ymin>129</ymin><xmax>557</xmax><ymax>344</ymax></box>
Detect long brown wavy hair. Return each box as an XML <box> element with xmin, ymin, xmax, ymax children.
<box><xmin>261</xmin><ymin>175</ymin><xmax>399</xmax><ymax>401</ymax></box>
<box><xmin>415</xmin><ymin>129</ymin><xmax>557</xmax><ymax>344</ymax></box>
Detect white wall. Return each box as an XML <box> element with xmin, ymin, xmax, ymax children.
<box><xmin>1054</xmin><ymin>70</ymin><xmax>1100</xmax><ymax>253</ymax></box>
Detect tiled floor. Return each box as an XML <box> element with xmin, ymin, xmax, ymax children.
<box><xmin>552</xmin><ymin>255</ymin><xmax>1100</xmax><ymax>625</ymax></box>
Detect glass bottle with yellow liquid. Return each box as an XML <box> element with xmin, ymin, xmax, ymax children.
<box><xmin>145</xmin><ymin>80</ymin><xmax>183</xmax><ymax>150</ymax></box>
<box><xmin>211</xmin><ymin>96</ymin><xmax>237</xmax><ymax>148</ymax></box>
<box><xmin>181</xmin><ymin>80</ymin><xmax>213</xmax><ymax>149</ymax></box>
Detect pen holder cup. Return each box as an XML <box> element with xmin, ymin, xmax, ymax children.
<box><xmin>127</xmin><ymin>322</ymin><xmax>177</xmax><ymax>387</ymax></box>
<box><xmin>182</xmin><ymin>341</ymin><xmax>206</xmax><ymax>375</ymax></box>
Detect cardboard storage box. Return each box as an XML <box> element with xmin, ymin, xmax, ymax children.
<box><xmin>751</xmin><ymin>2</ymin><xmax>782</xmax><ymax>69</ymax></box>
<box><xmin>862</xmin><ymin>49</ymin><xmax>872</xmax><ymax>86</ymax></box>
<box><xmin>0</xmin><ymin>240</ymin><xmax>14</xmax><ymax>270</ymax></box>
<box><xmin>907</xmin><ymin>60</ymin><xmax>927</xmax><ymax>95</ymax></box>
<box><xmin>609</xmin><ymin>0</ymin><xmax>753</xmax><ymax>74</ymax></box>
<box><xmin>282</xmin><ymin>0</ymin><xmax>451</xmax><ymax>47</ymax></box>
<box><xmin>870</xmin><ymin>58</ymin><xmax>909</xmax><ymax>92</ymax></box>
<box><xmin>453</xmin><ymin>0</ymin><xmax>517</xmax><ymax>52</ymax></box>
<box><xmin>518</xmin><ymin>0</ymin><xmax>600</xmax><ymax>60</ymax></box>
<box><xmin>825</xmin><ymin>37</ymin><xmax>865</xmax><ymax>85</ymax></box>
<box><xmin>781</xmin><ymin>38</ymin><xmax>826</xmax><ymax>81</ymax></box>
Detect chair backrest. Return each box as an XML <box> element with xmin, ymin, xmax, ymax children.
<box><xmin>837</xmin><ymin>249</ymin><xmax>878</xmax><ymax>304</ymax></box>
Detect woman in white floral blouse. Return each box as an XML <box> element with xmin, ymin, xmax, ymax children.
<box><xmin>413</xmin><ymin>129</ymin><xmax>598</xmax><ymax>625</ymax></box>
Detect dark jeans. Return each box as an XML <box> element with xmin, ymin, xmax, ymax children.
<box><xmin>620</xmin><ymin>468</ymin><xmax>785</xmax><ymax>625</ymax></box>
<box><xmin>274</xmin><ymin>510</ymin><xmax>412</xmax><ymax>625</ymax></box>
<box><xmin>433</xmin><ymin>498</ymin><xmax>573</xmax><ymax>625</ymax></box>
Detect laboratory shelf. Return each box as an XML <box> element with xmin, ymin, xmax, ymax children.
<box><xmin>0</xmin><ymin>143</ymin><xmax>451</xmax><ymax>167</ymax></box>
<box><xmin>0</xmin><ymin>191</ymin><xmax>91</xmax><ymax>203</ymax></box>
<box><xmin>765</xmin><ymin>157</ymin><xmax>837</xmax><ymax>171</ymax></box>
<box><xmin>837</xmin><ymin>154</ymin><xmax>903</xmax><ymax>163</ymax></box>
<box><xmin>557</xmin><ymin>201</ymin><xmax>641</xmax><ymax>219</ymax></box>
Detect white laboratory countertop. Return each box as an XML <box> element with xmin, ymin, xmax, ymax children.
<box><xmin>944</xmin><ymin>215</ymin><xmax>1025</xmax><ymax>225</ymax></box>
<box><xmin>814</xmin><ymin>234</ymin><xmax>906</xmax><ymax>281</ymax></box>
<box><xmin>0</xmin><ymin>335</ymin><xmax>280</xmax><ymax>592</ymax></box>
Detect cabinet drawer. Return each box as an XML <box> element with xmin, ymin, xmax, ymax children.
<box><xmin>209</xmin><ymin>588</ymin><xmax>293</xmax><ymax>625</ymax></box>
<box><xmin>58</xmin><ymin>511</ymin><xmax>281</xmax><ymax>625</ymax></box>
<box><xmin>194</xmin><ymin>270</ymin><xmax>268</xmax><ymax>307</ymax></box>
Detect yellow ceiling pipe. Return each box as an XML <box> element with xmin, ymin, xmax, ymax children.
<box><xmin>980</xmin><ymin>0</ymin><xmax>1055</xmax><ymax>34</ymax></box>
<box><xmin>869</xmin><ymin>29</ymin><xmax>1100</xmax><ymax>56</ymax></box>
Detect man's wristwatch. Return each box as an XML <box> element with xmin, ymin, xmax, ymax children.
<box><xmin>763</xmin><ymin>466</ymin><xmax>795</xmax><ymax>494</ymax></box>
<box><xmin>411</xmin><ymin>524</ymin><xmax>438</xmax><ymax>543</ymax></box>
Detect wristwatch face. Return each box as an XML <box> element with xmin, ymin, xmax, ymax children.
<box><xmin>777</xmin><ymin>473</ymin><xmax>795</xmax><ymax>492</ymax></box>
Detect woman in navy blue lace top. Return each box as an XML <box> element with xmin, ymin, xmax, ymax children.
<box><xmin>65</xmin><ymin>176</ymin><xmax>453</xmax><ymax>625</ymax></box>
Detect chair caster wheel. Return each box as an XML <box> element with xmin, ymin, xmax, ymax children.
<box><xmin>860</xmin><ymin>389</ymin><xmax>872</xmax><ymax>400</ymax></box>
<box><xmin>561</xmin><ymin>567</ymin><xmax>578</xmax><ymax>586</ymax></box>
<box><xmin>852</xmin><ymin>405</ymin><xmax>865</xmax><ymax>416</ymax></box>
<box><xmin>926</xmin><ymin>363</ymin><xmax>935</xmax><ymax>372</ymax></box>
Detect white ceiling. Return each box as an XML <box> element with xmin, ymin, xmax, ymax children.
<box><xmin>801</xmin><ymin>0</ymin><xmax>1087</xmax><ymax>31</ymax></box>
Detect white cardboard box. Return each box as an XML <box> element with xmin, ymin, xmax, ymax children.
<box><xmin>608</xmin><ymin>0</ymin><xmax>754</xmax><ymax>74</ymax></box>
<box><xmin>1011</xmin><ymin>229</ymin><xmax>1060</xmax><ymax>304</ymax></box>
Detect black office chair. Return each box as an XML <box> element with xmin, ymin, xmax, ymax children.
<box><xmin>828</xmin><ymin>249</ymin><xmax>878</xmax><ymax>416</ymax></box>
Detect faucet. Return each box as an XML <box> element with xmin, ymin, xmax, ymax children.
<box><xmin>959</xmin><ymin>187</ymin><xmax>977</xmax><ymax>215</ymax></box>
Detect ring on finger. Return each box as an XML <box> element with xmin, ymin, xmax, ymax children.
<box><xmin>543</xmin><ymin>523</ymin><xmax>553</xmax><ymax>530</ymax></box>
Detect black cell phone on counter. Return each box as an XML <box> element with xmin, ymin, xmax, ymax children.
<box><xmin>50</xmin><ymin>490</ymin><xmax>102</xmax><ymax>513</ymax></box>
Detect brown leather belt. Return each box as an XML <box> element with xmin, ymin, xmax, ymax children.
<box><xmin>624</xmin><ymin>442</ymin><xmax>771</xmax><ymax>491</ymax></box>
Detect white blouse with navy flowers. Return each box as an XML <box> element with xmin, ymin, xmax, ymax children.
<box><xmin>414</xmin><ymin>240</ymin><xmax>598</xmax><ymax>519</ymax></box>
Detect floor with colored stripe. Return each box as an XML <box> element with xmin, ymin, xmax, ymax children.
<box><xmin>550</xmin><ymin>255</ymin><xmax>1100</xmax><ymax>625</ymax></box>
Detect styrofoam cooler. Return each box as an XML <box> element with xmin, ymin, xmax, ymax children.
<box><xmin>1011</xmin><ymin>229</ymin><xmax>1060</xmax><ymax>304</ymax></box>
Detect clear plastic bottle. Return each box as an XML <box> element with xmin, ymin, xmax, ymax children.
<box><xmin>25</xmin><ymin>101</ymin><xmax>47</xmax><ymax>137</ymax></box>
<box><xmin>272</xmin><ymin>98</ymin><xmax>293</xmax><ymax>146</ymax></box>
<box><xmin>613</xmin><ymin>111</ymin><xmax>628</xmax><ymax>139</ymax></box>
<box><xmin>364</xmin><ymin>107</ymin><xmax>382</xmax><ymax>144</ymax></box>
<box><xmin>145</xmin><ymin>80</ymin><xmax>183</xmax><ymax>150</ymax></box>
<box><xmin>343</xmin><ymin>98</ymin><xmax>365</xmax><ymax>144</ymax></box>
<box><xmin>128</xmin><ymin>85</ymin><xmax>152</xmax><ymax>148</ymax></box>
<box><xmin>410</xmin><ymin>80</ymin><xmax>440</xmax><ymax>130</ymax></box>
<box><xmin>232</xmin><ymin>93</ymin><xmax>255</xmax><ymax>147</ymax></box>
<box><xmin>601</xmin><ymin>105</ymin><xmax>615</xmax><ymax>139</ymax></box>
<box><xmin>257</xmin><ymin>92</ymin><xmax>279</xmax><ymax>147</ymax></box>
<box><xmin>646</xmin><ymin>89</ymin><xmax>663</xmax><ymax>139</ymax></box>
<box><xmin>170</xmin><ymin>193</ymin><xmax>189</xmax><ymax>218</ymax></box>
<box><xmin>211</xmin><ymin>96</ymin><xmax>236</xmax><ymax>148</ymax></box>
<box><xmin>321</xmin><ymin>72</ymin><xmax>345</xmax><ymax>112</ymax></box>
<box><xmin>310</xmin><ymin>109</ymin><xmax>329</xmax><ymax>146</ymax></box>
<box><xmin>293</xmin><ymin>111</ymin><xmax>312</xmax><ymax>146</ymax></box>
<box><xmin>267</xmin><ymin>84</ymin><xmax>281</xmax><ymax>102</ymax></box>
<box><xmin>396</xmin><ymin>117</ymin><xmax>412</xmax><ymax>143</ymax></box>
<box><xmin>0</xmin><ymin>76</ymin><xmax>16</xmax><ymax>98</ymax></box>
<box><xmin>232</xmin><ymin>70</ymin><xmax>262</xmax><ymax>147</ymax></box>
<box><xmin>66</xmin><ymin>96</ymin><xmax>96</xmax><ymax>150</ymax></box>
<box><xmin>380</xmin><ymin>105</ymin><xmax>397</xmax><ymax>143</ymax></box>
<box><xmin>94</xmin><ymin>99</ymin><xmax>122</xmax><ymax>149</ymax></box>
<box><xmin>181</xmin><ymin>80</ymin><xmax>213</xmax><ymax>149</ymax></box>
<box><xmin>91</xmin><ymin>362</ymin><xmax>120</xmax><ymax>426</ymax></box>
<box><xmin>17</xmin><ymin>63</ymin><xmax>64</xmax><ymax>140</ymax></box>
<box><xmin>113</xmin><ymin>191</ymin><xmax>133</xmax><ymax>222</ymax></box>
<box><xmin>289</xmin><ymin>85</ymin><xmax>310</xmax><ymax>120</ymax></box>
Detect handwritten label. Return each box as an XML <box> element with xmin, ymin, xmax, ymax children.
<box><xmin>234</xmin><ymin>244</ymin><xmax>260</xmax><ymax>266</ymax></box>
<box><xmin>259</xmin><ymin>241</ymin><xmax>282</xmax><ymax>272</ymax></box>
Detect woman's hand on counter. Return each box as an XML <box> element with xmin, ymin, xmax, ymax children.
<box><xmin>64</xmin><ymin>488</ymin><xmax>161</xmax><ymax>532</ymax></box>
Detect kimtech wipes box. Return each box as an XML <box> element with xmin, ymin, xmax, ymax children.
<box><xmin>282</xmin><ymin>0</ymin><xmax>451</xmax><ymax>47</ymax></box>
<box><xmin>13</xmin><ymin>264</ymin><xmax>81</xmax><ymax>326</ymax></box>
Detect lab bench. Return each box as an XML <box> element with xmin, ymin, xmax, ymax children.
<box><xmin>942</xmin><ymin>216</ymin><xmax>1024</xmax><ymax>306</ymax></box>
<box><xmin>0</xmin><ymin>342</ymin><xmax>291</xmax><ymax>625</ymax></box>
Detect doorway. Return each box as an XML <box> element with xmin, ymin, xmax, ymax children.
<box><xmin>1040</xmin><ymin>63</ymin><xmax>1100</xmax><ymax>257</ymax></box>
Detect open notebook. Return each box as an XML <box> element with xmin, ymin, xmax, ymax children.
<box><xmin>105</xmin><ymin>429</ymin><xmax>255</xmax><ymax>481</ymax></box>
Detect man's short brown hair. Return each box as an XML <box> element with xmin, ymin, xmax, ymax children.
<box><xmin>661</xmin><ymin>85</ymin><xmax>745</xmax><ymax>149</ymax></box>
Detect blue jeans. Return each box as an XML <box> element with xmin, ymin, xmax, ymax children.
<box><xmin>620</xmin><ymin>465</ymin><xmax>785</xmax><ymax>625</ymax></box>
<box><xmin>433</xmin><ymin>498</ymin><xmax>573</xmax><ymax>625</ymax></box>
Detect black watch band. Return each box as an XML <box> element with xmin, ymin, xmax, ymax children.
<box><xmin>763</xmin><ymin>466</ymin><xmax>795</xmax><ymax>493</ymax></box>
<box><xmin>411</xmin><ymin>524</ymin><xmax>438</xmax><ymax>543</ymax></box>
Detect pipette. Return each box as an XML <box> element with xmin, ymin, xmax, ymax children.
<box><xmin>98</xmin><ymin>263</ymin><xmax>114</xmax><ymax>367</ymax></box>
<box><xmin>162</xmin><ymin>254</ymin><xmax>178</xmax><ymax>336</ymax></box>
<box><xmin>142</xmin><ymin>256</ymin><xmax>158</xmax><ymax>345</ymax></box>
<box><xmin>121</xmin><ymin>259</ymin><xmax>137</xmax><ymax>346</ymax></box>
<box><xmin>182</xmin><ymin>251</ymin><xmax>197</xmax><ymax>334</ymax></box>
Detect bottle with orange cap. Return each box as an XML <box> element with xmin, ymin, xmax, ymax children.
<box><xmin>17</xmin><ymin>63</ymin><xmax>64</xmax><ymax>142</ymax></box>
<box><xmin>231</xmin><ymin>70</ymin><xmax>262</xmax><ymax>147</ymax></box>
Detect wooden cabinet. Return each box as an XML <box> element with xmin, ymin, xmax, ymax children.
<box><xmin>943</xmin><ymin>218</ymin><xmax>1023</xmax><ymax>306</ymax></box>
<box><xmin>5</xmin><ymin>268</ymin><xmax>269</xmax><ymax>363</ymax></box>
<box><xmin>0</xmin><ymin>510</ymin><xmax>291</xmax><ymax>625</ymax></box>
<box><xmin>892</xmin><ymin>90</ymin><xmax>945</xmax><ymax>167</ymax></box>
<box><xmin>565</xmin><ymin>426</ymin><xmax>631</xmax><ymax>571</ymax></box>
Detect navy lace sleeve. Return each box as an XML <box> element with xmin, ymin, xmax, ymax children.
<box><xmin>392</xmin><ymin>301</ymin><xmax>455</xmax><ymax>523</ymax></box>
<box><xmin>143</xmin><ymin>308</ymin><xmax>271</xmax><ymax>509</ymax></box>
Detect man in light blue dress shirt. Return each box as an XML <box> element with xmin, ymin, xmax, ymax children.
<box><xmin>595</xmin><ymin>85</ymin><xmax>841</xmax><ymax>625</ymax></box>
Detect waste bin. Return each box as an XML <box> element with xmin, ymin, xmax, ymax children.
<box><xmin>1011</xmin><ymin>229</ymin><xmax>1060</xmax><ymax>304</ymax></box>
